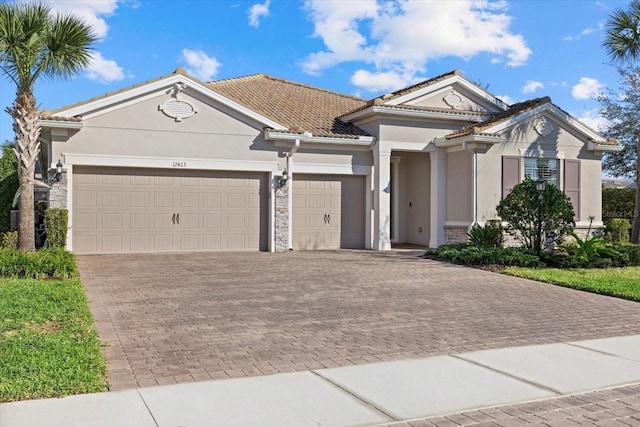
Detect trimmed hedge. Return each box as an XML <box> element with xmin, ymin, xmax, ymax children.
<box><xmin>433</xmin><ymin>245</ymin><xmax>543</xmax><ymax>267</ymax></box>
<box><xmin>45</xmin><ymin>209</ymin><xmax>68</xmax><ymax>249</ymax></box>
<box><xmin>0</xmin><ymin>248</ymin><xmax>78</xmax><ymax>279</ymax></box>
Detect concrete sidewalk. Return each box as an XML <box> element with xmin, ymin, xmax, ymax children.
<box><xmin>2</xmin><ymin>335</ymin><xmax>640</xmax><ymax>427</ymax></box>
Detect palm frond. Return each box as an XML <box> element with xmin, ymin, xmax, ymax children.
<box><xmin>603</xmin><ymin>0</ymin><xmax>640</xmax><ymax>65</ymax></box>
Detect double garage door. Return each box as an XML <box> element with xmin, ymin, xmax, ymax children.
<box><xmin>73</xmin><ymin>167</ymin><xmax>268</xmax><ymax>254</ymax></box>
<box><xmin>73</xmin><ymin>168</ymin><xmax>365</xmax><ymax>254</ymax></box>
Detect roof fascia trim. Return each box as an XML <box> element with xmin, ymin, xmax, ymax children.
<box><xmin>385</xmin><ymin>75</ymin><xmax>509</xmax><ymax>111</ymax></box>
<box><xmin>56</xmin><ymin>74</ymin><xmax>288</xmax><ymax>131</ymax></box>
<box><xmin>265</xmin><ymin>131</ymin><xmax>375</xmax><ymax>146</ymax></box>
<box><xmin>341</xmin><ymin>105</ymin><xmax>490</xmax><ymax>123</ymax></box>
<box><xmin>433</xmin><ymin>134</ymin><xmax>506</xmax><ymax>148</ymax></box>
<box><xmin>39</xmin><ymin>119</ymin><xmax>83</xmax><ymax>130</ymax></box>
<box><xmin>587</xmin><ymin>141</ymin><xmax>624</xmax><ymax>152</ymax></box>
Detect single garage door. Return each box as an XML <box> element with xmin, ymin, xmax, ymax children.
<box><xmin>292</xmin><ymin>174</ymin><xmax>365</xmax><ymax>250</ymax></box>
<box><xmin>73</xmin><ymin>167</ymin><xmax>268</xmax><ymax>254</ymax></box>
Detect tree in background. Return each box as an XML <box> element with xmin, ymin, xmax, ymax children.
<box><xmin>0</xmin><ymin>143</ymin><xmax>19</xmax><ymax>232</ymax></box>
<box><xmin>603</xmin><ymin>0</ymin><xmax>640</xmax><ymax>243</ymax></box>
<box><xmin>0</xmin><ymin>1</ymin><xmax>95</xmax><ymax>251</ymax></box>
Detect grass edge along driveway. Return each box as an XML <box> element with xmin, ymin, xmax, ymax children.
<box><xmin>504</xmin><ymin>266</ymin><xmax>640</xmax><ymax>302</ymax></box>
<box><xmin>0</xmin><ymin>278</ymin><xmax>107</xmax><ymax>402</ymax></box>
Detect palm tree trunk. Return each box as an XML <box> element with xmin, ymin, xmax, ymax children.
<box><xmin>9</xmin><ymin>93</ymin><xmax>41</xmax><ymax>252</ymax></box>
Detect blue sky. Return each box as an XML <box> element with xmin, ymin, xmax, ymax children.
<box><xmin>0</xmin><ymin>0</ymin><xmax>631</xmax><ymax>143</ymax></box>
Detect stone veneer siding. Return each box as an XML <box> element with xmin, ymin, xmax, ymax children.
<box><xmin>48</xmin><ymin>177</ymin><xmax>67</xmax><ymax>209</ymax></box>
<box><xmin>274</xmin><ymin>184</ymin><xmax>289</xmax><ymax>252</ymax></box>
<box><xmin>444</xmin><ymin>225</ymin><xmax>469</xmax><ymax>245</ymax></box>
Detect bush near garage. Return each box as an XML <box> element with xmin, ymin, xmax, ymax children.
<box><xmin>0</xmin><ymin>248</ymin><xmax>78</xmax><ymax>279</ymax></box>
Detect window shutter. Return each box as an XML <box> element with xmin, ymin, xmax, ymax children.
<box><xmin>564</xmin><ymin>159</ymin><xmax>580</xmax><ymax>220</ymax></box>
<box><xmin>502</xmin><ymin>156</ymin><xmax>520</xmax><ymax>198</ymax></box>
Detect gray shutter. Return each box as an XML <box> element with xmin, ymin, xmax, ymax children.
<box><xmin>502</xmin><ymin>156</ymin><xmax>520</xmax><ymax>198</ymax></box>
<box><xmin>564</xmin><ymin>159</ymin><xmax>580</xmax><ymax>220</ymax></box>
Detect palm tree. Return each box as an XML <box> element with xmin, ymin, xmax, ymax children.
<box><xmin>0</xmin><ymin>1</ymin><xmax>96</xmax><ymax>251</ymax></box>
<box><xmin>603</xmin><ymin>0</ymin><xmax>640</xmax><ymax>244</ymax></box>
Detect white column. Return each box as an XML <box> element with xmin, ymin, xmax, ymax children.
<box><xmin>429</xmin><ymin>148</ymin><xmax>447</xmax><ymax>248</ymax></box>
<box><xmin>287</xmin><ymin>155</ymin><xmax>293</xmax><ymax>250</ymax></box>
<box><xmin>374</xmin><ymin>146</ymin><xmax>392</xmax><ymax>250</ymax></box>
<box><xmin>390</xmin><ymin>156</ymin><xmax>401</xmax><ymax>243</ymax></box>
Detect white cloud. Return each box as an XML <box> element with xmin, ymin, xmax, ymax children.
<box><xmin>301</xmin><ymin>0</ymin><xmax>532</xmax><ymax>92</ymax></box>
<box><xmin>248</xmin><ymin>0</ymin><xmax>271</xmax><ymax>27</ymax></box>
<box><xmin>572</xmin><ymin>77</ymin><xmax>604</xmax><ymax>100</ymax></box>
<box><xmin>523</xmin><ymin>80</ymin><xmax>543</xmax><ymax>94</ymax></box>
<box><xmin>181</xmin><ymin>49</ymin><xmax>221</xmax><ymax>81</ymax></box>
<box><xmin>350</xmin><ymin>69</ymin><xmax>420</xmax><ymax>92</ymax></box>
<box><xmin>85</xmin><ymin>52</ymin><xmax>124</xmax><ymax>82</ymax></box>
<box><xmin>576</xmin><ymin>108</ymin><xmax>607</xmax><ymax>132</ymax></box>
<box><xmin>563</xmin><ymin>21</ymin><xmax>605</xmax><ymax>41</ymax></box>
<box><xmin>495</xmin><ymin>94</ymin><xmax>516</xmax><ymax>105</ymax></box>
<box><xmin>48</xmin><ymin>0</ymin><xmax>119</xmax><ymax>39</ymax></box>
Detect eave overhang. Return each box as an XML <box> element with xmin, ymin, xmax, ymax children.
<box><xmin>587</xmin><ymin>140</ymin><xmax>623</xmax><ymax>152</ymax></box>
<box><xmin>38</xmin><ymin>119</ymin><xmax>83</xmax><ymax>130</ymax></box>
<box><xmin>340</xmin><ymin>105</ymin><xmax>491</xmax><ymax>123</ymax></box>
<box><xmin>265</xmin><ymin>130</ymin><xmax>376</xmax><ymax>147</ymax></box>
<box><xmin>433</xmin><ymin>133</ymin><xmax>506</xmax><ymax>148</ymax></box>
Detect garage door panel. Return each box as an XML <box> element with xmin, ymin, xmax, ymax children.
<box><xmin>73</xmin><ymin>166</ymin><xmax>267</xmax><ymax>254</ymax></box>
<box><xmin>76</xmin><ymin>190</ymin><xmax>97</xmax><ymax>207</ymax></box>
<box><xmin>130</xmin><ymin>192</ymin><xmax>150</xmax><ymax>207</ymax></box>
<box><xmin>293</xmin><ymin>174</ymin><xmax>365</xmax><ymax>250</ymax></box>
<box><xmin>130</xmin><ymin>235</ymin><xmax>150</xmax><ymax>251</ymax></box>
<box><xmin>102</xmin><ymin>191</ymin><xmax>122</xmax><ymax>207</ymax></box>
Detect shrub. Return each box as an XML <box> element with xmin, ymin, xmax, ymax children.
<box><xmin>0</xmin><ymin>248</ymin><xmax>78</xmax><ymax>279</ymax></box>
<box><xmin>0</xmin><ymin>144</ymin><xmax>19</xmax><ymax>233</ymax></box>
<box><xmin>467</xmin><ymin>221</ymin><xmax>503</xmax><ymax>248</ymax></box>
<box><xmin>1</xmin><ymin>230</ymin><xmax>18</xmax><ymax>249</ymax></box>
<box><xmin>602</xmin><ymin>188</ymin><xmax>636</xmax><ymax>222</ymax></box>
<box><xmin>45</xmin><ymin>209</ymin><xmax>68</xmax><ymax>248</ymax></box>
<box><xmin>434</xmin><ymin>244</ymin><xmax>542</xmax><ymax>267</ymax></box>
<box><xmin>606</xmin><ymin>218</ymin><xmax>631</xmax><ymax>243</ymax></box>
<box><xmin>496</xmin><ymin>178</ymin><xmax>575</xmax><ymax>250</ymax></box>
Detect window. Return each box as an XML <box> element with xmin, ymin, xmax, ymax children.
<box><xmin>524</xmin><ymin>158</ymin><xmax>558</xmax><ymax>187</ymax></box>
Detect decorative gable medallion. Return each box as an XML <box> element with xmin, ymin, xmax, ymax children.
<box><xmin>443</xmin><ymin>90</ymin><xmax>463</xmax><ymax>109</ymax></box>
<box><xmin>159</xmin><ymin>83</ymin><xmax>198</xmax><ymax>122</ymax></box>
<box><xmin>533</xmin><ymin>117</ymin><xmax>554</xmax><ymax>137</ymax></box>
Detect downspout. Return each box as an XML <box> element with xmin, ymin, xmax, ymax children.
<box><xmin>462</xmin><ymin>142</ymin><xmax>478</xmax><ymax>226</ymax></box>
<box><xmin>287</xmin><ymin>139</ymin><xmax>300</xmax><ymax>249</ymax></box>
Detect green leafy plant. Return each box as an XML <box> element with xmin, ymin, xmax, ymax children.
<box><xmin>496</xmin><ymin>177</ymin><xmax>575</xmax><ymax>250</ymax></box>
<box><xmin>566</xmin><ymin>218</ymin><xmax>622</xmax><ymax>262</ymax></box>
<box><xmin>45</xmin><ymin>209</ymin><xmax>68</xmax><ymax>249</ymax></box>
<box><xmin>1</xmin><ymin>231</ymin><xmax>18</xmax><ymax>249</ymax></box>
<box><xmin>606</xmin><ymin>218</ymin><xmax>631</xmax><ymax>243</ymax></box>
<box><xmin>0</xmin><ymin>144</ymin><xmax>19</xmax><ymax>233</ymax></box>
<box><xmin>0</xmin><ymin>248</ymin><xmax>77</xmax><ymax>279</ymax></box>
<box><xmin>434</xmin><ymin>244</ymin><xmax>542</xmax><ymax>267</ymax></box>
<box><xmin>467</xmin><ymin>220</ymin><xmax>503</xmax><ymax>248</ymax></box>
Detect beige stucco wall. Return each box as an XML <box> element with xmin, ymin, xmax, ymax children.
<box><xmin>446</xmin><ymin>150</ymin><xmax>472</xmax><ymax>223</ymax></box>
<box><xmin>477</xmin><ymin>113</ymin><xmax>603</xmax><ymax>224</ymax></box>
<box><xmin>52</xmin><ymin>90</ymin><xmax>371</xmax><ymax>173</ymax></box>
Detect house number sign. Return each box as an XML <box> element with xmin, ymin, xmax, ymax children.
<box><xmin>172</xmin><ymin>161</ymin><xmax>187</xmax><ymax>168</ymax></box>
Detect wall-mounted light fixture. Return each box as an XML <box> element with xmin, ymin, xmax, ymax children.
<box><xmin>278</xmin><ymin>170</ymin><xmax>289</xmax><ymax>188</ymax></box>
<box><xmin>49</xmin><ymin>160</ymin><xmax>65</xmax><ymax>184</ymax></box>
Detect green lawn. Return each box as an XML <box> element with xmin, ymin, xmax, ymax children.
<box><xmin>0</xmin><ymin>278</ymin><xmax>107</xmax><ymax>402</ymax></box>
<box><xmin>504</xmin><ymin>266</ymin><xmax>640</xmax><ymax>302</ymax></box>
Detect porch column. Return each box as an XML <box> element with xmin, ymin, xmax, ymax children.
<box><xmin>390</xmin><ymin>156</ymin><xmax>401</xmax><ymax>243</ymax></box>
<box><xmin>429</xmin><ymin>148</ymin><xmax>446</xmax><ymax>247</ymax></box>
<box><xmin>374</xmin><ymin>146</ymin><xmax>392</xmax><ymax>250</ymax></box>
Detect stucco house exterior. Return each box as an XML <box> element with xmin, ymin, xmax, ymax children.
<box><xmin>39</xmin><ymin>68</ymin><xmax>621</xmax><ymax>254</ymax></box>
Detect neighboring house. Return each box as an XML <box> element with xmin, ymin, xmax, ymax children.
<box><xmin>39</xmin><ymin>68</ymin><xmax>621</xmax><ymax>254</ymax></box>
<box><xmin>602</xmin><ymin>178</ymin><xmax>633</xmax><ymax>189</ymax></box>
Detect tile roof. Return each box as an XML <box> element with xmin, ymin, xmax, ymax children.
<box><xmin>207</xmin><ymin>74</ymin><xmax>370</xmax><ymax>138</ymax></box>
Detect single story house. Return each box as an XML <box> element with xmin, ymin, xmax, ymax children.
<box><xmin>39</xmin><ymin>68</ymin><xmax>621</xmax><ymax>254</ymax></box>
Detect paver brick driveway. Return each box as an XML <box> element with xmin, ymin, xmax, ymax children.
<box><xmin>78</xmin><ymin>250</ymin><xmax>640</xmax><ymax>391</ymax></box>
